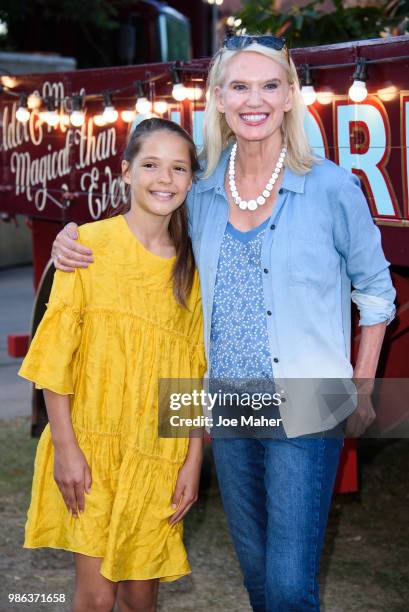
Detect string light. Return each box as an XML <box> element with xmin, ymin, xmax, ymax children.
<box><xmin>300</xmin><ymin>65</ymin><xmax>317</xmax><ymax>106</ymax></box>
<box><xmin>186</xmin><ymin>85</ymin><xmax>203</xmax><ymax>101</ymax></box>
<box><xmin>16</xmin><ymin>94</ymin><xmax>30</xmax><ymax>123</ymax></box>
<box><xmin>0</xmin><ymin>75</ymin><xmax>17</xmax><ymax>89</ymax></box>
<box><xmin>93</xmin><ymin>114</ymin><xmax>107</xmax><ymax>127</ymax></box>
<box><xmin>349</xmin><ymin>59</ymin><xmax>368</xmax><ymax>102</ymax></box>
<box><xmin>5</xmin><ymin>52</ymin><xmax>409</xmax><ymax>131</ymax></box>
<box><xmin>171</xmin><ymin>67</ymin><xmax>188</xmax><ymax>101</ymax></box>
<box><xmin>316</xmin><ymin>88</ymin><xmax>334</xmax><ymax>105</ymax></box>
<box><xmin>70</xmin><ymin>95</ymin><xmax>85</xmax><ymax>127</ymax></box>
<box><xmin>153</xmin><ymin>100</ymin><xmax>168</xmax><ymax>114</ymax></box>
<box><xmin>102</xmin><ymin>91</ymin><xmax>118</xmax><ymax>123</ymax></box>
<box><xmin>27</xmin><ymin>92</ymin><xmax>41</xmax><ymax>109</ymax></box>
<box><xmin>42</xmin><ymin>96</ymin><xmax>59</xmax><ymax>127</ymax></box>
<box><xmin>121</xmin><ymin>109</ymin><xmax>136</xmax><ymax>122</ymax></box>
<box><xmin>135</xmin><ymin>97</ymin><xmax>153</xmax><ymax>114</ymax></box>
<box><xmin>135</xmin><ymin>80</ymin><xmax>152</xmax><ymax>114</ymax></box>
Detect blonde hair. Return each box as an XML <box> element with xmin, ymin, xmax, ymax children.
<box><xmin>202</xmin><ymin>41</ymin><xmax>318</xmax><ymax>178</ymax></box>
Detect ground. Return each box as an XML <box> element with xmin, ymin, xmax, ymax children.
<box><xmin>0</xmin><ymin>417</ymin><xmax>408</xmax><ymax>612</ymax></box>
<box><xmin>1</xmin><ymin>266</ymin><xmax>408</xmax><ymax>611</ymax></box>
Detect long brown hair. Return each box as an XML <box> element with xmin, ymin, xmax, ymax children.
<box><xmin>112</xmin><ymin>118</ymin><xmax>199</xmax><ymax>308</ymax></box>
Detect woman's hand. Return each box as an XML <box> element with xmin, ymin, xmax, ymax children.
<box><xmin>346</xmin><ymin>378</ymin><xmax>376</xmax><ymax>438</ymax></box>
<box><xmin>169</xmin><ymin>455</ymin><xmax>202</xmax><ymax>525</ymax></box>
<box><xmin>53</xmin><ymin>442</ymin><xmax>92</xmax><ymax>518</ymax></box>
<box><xmin>52</xmin><ymin>222</ymin><xmax>94</xmax><ymax>272</ymax></box>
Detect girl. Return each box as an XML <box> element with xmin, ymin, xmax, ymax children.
<box><xmin>19</xmin><ymin>118</ymin><xmax>206</xmax><ymax>612</ymax></box>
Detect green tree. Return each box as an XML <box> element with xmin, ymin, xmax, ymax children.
<box><xmin>236</xmin><ymin>0</ymin><xmax>407</xmax><ymax>47</ymax></box>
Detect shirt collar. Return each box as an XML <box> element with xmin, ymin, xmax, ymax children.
<box><xmin>196</xmin><ymin>144</ymin><xmax>306</xmax><ymax>195</ymax></box>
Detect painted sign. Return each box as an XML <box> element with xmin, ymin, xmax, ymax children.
<box><xmin>1</xmin><ymin>37</ymin><xmax>409</xmax><ymax>259</ymax></box>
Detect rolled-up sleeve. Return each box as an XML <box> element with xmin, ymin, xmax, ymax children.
<box><xmin>333</xmin><ymin>171</ymin><xmax>396</xmax><ymax>326</ymax></box>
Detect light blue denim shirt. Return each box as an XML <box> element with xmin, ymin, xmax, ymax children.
<box><xmin>187</xmin><ymin>144</ymin><xmax>396</xmax><ymax>387</ymax></box>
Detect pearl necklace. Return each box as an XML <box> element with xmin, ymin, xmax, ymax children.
<box><xmin>228</xmin><ymin>143</ymin><xmax>287</xmax><ymax>211</ymax></box>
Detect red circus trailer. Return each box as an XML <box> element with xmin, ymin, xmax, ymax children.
<box><xmin>2</xmin><ymin>35</ymin><xmax>409</xmax><ymax>493</ymax></box>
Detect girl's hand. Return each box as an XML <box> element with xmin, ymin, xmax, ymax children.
<box><xmin>169</xmin><ymin>457</ymin><xmax>202</xmax><ymax>525</ymax></box>
<box><xmin>52</xmin><ymin>222</ymin><xmax>94</xmax><ymax>272</ymax></box>
<box><xmin>53</xmin><ymin>442</ymin><xmax>92</xmax><ymax>517</ymax></box>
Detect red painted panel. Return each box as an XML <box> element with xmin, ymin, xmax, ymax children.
<box><xmin>2</xmin><ymin>36</ymin><xmax>409</xmax><ymax>488</ymax></box>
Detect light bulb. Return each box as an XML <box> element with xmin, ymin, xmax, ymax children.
<box><xmin>186</xmin><ymin>86</ymin><xmax>203</xmax><ymax>101</ymax></box>
<box><xmin>226</xmin><ymin>16</ymin><xmax>235</xmax><ymax>27</ymax></box>
<box><xmin>153</xmin><ymin>100</ymin><xmax>168</xmax><ymax>114</ymax></box>
<box><xmin>348</xmin><ymin>80</ymin><xmax>368</xmax><ymax>103</ymax></box>
<box><xmin>27</xmin><ymin>93</ymin><xmax>41</xmax><ymax>109</ymax></box>
<box><xmin>70</xmin><ymin>110</ymin><xmax>85</xmax><ymax>127</ymax></box>
<box><xmin>1</xmin><ymin>76</ymin><xmax>17</xmax><ymax>89</ymax></box>
<box><xmin>316</xmin><ymin>89</ymin><xmax>334</xmax><ymax>105</ymax></box>
<box><xmin>135</xmin><ymin>97</ymin><xmax>152</xmax><ymax>114</ymax></box>
<box><xmin>102</xmin><ymin>106</ymin><xmax>118</xmax><ymax>123</ymax></box>
<box><xmin>46</xmin><ymin>111</ymin><xmax>60</xmax><ymax>127</ymax></box>
<box><xmin>16</xmin><ymin>94</ymin><xmax>30</xmax><ymax>123</ymax></box>
<box><xmin>121</xmin><ymin>110</ymin><xmax>136</xmax><ymax>123</ymax></box>
<box><xmin>16</xmin><ymin>106</ymin><xmax>30</xmax><ymax>123</ymax></box>
<box><xmin>234</xmin><ymin>18</ymin><xmax>242</xmax><ymax>27</ymax></box>
<box><xmin>93</xmin><ymin>114</ymin><xmax>107</xmax><ymax>127</ymax></box>
<box><xmin>172</xmin><ymin>83</ymin><xmax>187</xmax><ymax>102</ymax></box>
<box><xmin>215</xmin><ymin>0</ymin><xmax>224</xmax><ymax>5</ymax></box>
<box><xmin>301</xmin><ymin>85</ymin><xmax>317</xmax><ymax>106</ymax></box>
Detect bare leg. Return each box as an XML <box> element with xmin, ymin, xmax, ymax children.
<box><xmin>117</xmin><ymin>579</ymin><xmax>159</xmax><ymax>612</ymax></box>
<box><xmin>73</xmin><ymin>553</ymin><xmax>118</xmax><ymax>612</ymax></box>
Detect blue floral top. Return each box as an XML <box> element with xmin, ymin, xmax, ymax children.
<box><xmin>210</xmin><ymin>219</ymin><xmax>273</xmax><ymax>379</ymax></box>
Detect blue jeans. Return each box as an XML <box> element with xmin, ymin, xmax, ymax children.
<box><xmin>211</xmin><ymin>434</ymin><xmax>344</xmax><ymax>611</ymax></box>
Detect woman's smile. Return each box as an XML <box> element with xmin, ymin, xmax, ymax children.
<box><xmin>239</xmin><ymin>112</ymin><xmax>270</xmax><ymax>126</ymax></box>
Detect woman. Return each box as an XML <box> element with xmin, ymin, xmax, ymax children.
<box><xmin>51</xmin><ymin>36</ymin><xmax>395</xmax><ymax>611</ymax></box>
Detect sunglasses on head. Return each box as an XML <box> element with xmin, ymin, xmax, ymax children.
<box><xmin>223</xmin><ymin>35</ymin><xmax>290</xmax><ymax>64</ymax></box>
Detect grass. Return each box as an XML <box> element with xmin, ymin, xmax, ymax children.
<box><xmin>0</xmin><ymin>418</ymin><xmax>408</xmax><ymax>611</ymax></box>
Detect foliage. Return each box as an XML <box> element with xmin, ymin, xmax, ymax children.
<box><xmin>0</xmin><ymin>0</ymin><xmax>118</xmax><ymax>30</ymax></box>
<box><xmin>236</xmin><ymin>0</ymin><xmax>408</xmax><ymax>47</ymax></box>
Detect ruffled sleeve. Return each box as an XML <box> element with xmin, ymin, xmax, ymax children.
<box><xmin>18</xmin><ymin>268</ymin><xmax>84</xmax><ymax>395</ymax></box>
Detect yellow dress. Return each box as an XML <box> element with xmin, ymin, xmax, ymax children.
<box><xmin>18</xmin><ymin>215</ymin><xmax>206</xmax><ymax>583</ymax></box>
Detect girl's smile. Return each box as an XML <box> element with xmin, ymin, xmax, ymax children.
<box><xmin>149</xmin><ymin>190</ymin><xmax>176</xmax><ymax>202</ymax></box>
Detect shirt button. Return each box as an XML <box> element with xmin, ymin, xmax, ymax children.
<box><xmin>267</xmin><ymin>310</ymin><xmax>272</xmax><ymax>316</ymax></box>
<box><xmin>281</xmin><ymin>397</ymin><xmax>286</xmax><ymax>403</ymax></box>
<box><xmin>270</xmin><ymin>224</ymin><xmax>276</xmax><ymax>230</ymax></box>
<box><xmin>263</xmin><ymin>268</ymin><xmax>269</xmax><ymax>274</ymax></box>
<box><xmin>273</xmin><ymin>357</ymin><xmax>279</xmax><ymax>363</ymax></box>
<box><xmin>279</xmin><ymin>188</ymin><xmax>284</xmax><ymax>195</ymax></box>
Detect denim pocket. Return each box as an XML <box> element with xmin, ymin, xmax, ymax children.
<box><xmin>288</xmin><ymin>231</ymin><xmax>339</xmax><ymax>288</ymax></box>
